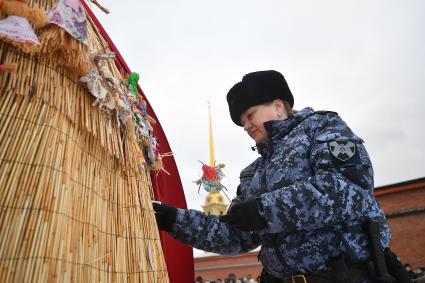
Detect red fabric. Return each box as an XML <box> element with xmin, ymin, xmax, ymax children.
<box><xmin>82</xmin><ymin>3</ymin><xmax>194</xmax><ymax>283</ymax></box>
<box><xmin>202</xmin><ymin>164</ymin><xmax>218</xmax><ymax>181</ymax></box>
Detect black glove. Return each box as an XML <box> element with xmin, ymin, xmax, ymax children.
<box><xmin>219</xmin><ymin>199</ymin><xmax>266</xmax><ymax>231</ymax></box>
<box><xmin>152</xmin><ymin>201</ymin><xmax>177</xmax><ymax>232</ymax></box>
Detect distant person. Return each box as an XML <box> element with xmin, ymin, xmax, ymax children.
<box><xmin>227</xmin><ymin>273</ymin><xmax>236</xmax><ymax>283</ymax></box>
<box><xmin>405</xmin><ymin>263</ymin><xmax>418</xmax><ymax>279</ymax></box>
<box><xmin>415</xmin><ymin>268</ymin><xmax>425</xmax><ymax>283</ymax></box>
<box><xmin>195</xmin><ymin>276</ymin><xmax>204</xmax><ymax>283</ymax></box>
<box><xmin>154</xmin><ymin>71</ymin><xmax>395</xmax><ymax>282</ymax></box>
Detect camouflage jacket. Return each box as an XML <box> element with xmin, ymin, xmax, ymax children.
<box><xmin>170</xmin><ymin>107</ymin><xmax>390</xmax><ymax>278</ymax></box>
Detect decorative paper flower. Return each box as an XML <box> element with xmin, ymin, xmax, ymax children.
<box><xmin>195</xmin><ymin>163</ymin><xmax>227</xmax><ymax>193</ymax></box>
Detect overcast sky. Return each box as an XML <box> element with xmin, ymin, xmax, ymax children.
<box><xmin>93</xmin><ymin>0</ymin><xmax>425</xmax><ymax>216</ymax></box>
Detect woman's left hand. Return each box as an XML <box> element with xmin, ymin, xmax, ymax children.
<box><xmin>219</xmin><ymin>199</ymin><xmax>267</xmax><ymax>231</ymax></box>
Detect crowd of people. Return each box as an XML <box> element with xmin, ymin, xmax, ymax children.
<box><xmin>195</xmin><ymin>273</ymin><xmax>260</xmax><ymax>283</ymax></box>
<box><xmin>194</xmin><ymin>263</ymin><xmax>425</xmax><ymax>283</ymax></box>
<box><xmin>405</xmin><ymin>264</ymin><xmax>425</xmax><ymax>282</ymax></box>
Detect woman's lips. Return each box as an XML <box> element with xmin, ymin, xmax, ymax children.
<box><xmin>249</xmin><ymin>129</ymin><xmax>257</xmax><ymax>137</ymax></box>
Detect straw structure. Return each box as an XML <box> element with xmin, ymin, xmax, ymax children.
<box><xmin>0</xmin><ymin>0</ymin><xmax>169</xmax><ymax>282</ymax></box>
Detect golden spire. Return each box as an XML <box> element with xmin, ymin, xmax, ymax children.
<box><xmin>208</xmin><ymin>99</ymin><xmax>215</xmax><ymax>167</ymax></box>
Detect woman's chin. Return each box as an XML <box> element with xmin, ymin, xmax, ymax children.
<box><xmin>254</xmin><ymin>136</ymin><xmax>266</xmax><ymax>144</ymax></box>
<box><xmin>248</xmin><ymin>132</ymin><xmax>265</xmax><ymax>144</ymax></box>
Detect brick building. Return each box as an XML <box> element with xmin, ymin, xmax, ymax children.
<box><xmin>194</xmin><ymin>177</ymin><xmax>425</xmax><ymax>281</ymax></box>
<box><xmin>375</xmin><ymin>177</ymin><xmax>425</xmax><ymax>268</ymax></box>
<box><xmin>195</xmin><ymin>250</ymin><xmax>261</xmax><ymax>282</ymax></box>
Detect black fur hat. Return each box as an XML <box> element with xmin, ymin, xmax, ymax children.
<box><xmin>226</xmin><ymin>70</ymin><xmax>294</xmax><ymax>126</ymax></box>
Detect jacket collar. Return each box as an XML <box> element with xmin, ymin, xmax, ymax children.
<box><xmin>255</xmin><ymin>107</ymin><xmax>315</xmax><ymax>157</ymax></box>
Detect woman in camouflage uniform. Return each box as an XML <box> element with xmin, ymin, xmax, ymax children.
<box><xmin>153</xmin><ymin>70</ymin><xmax>391</xmax><ymax>283</ymax></box>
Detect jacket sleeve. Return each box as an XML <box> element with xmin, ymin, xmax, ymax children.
<box><xmin>170</xmin><ymin>208</ymin><xmax>261</xmax><ymax>255</ymax></box>
<box><xmin>258</xmin><ymin>113</ymin><xmax>385</xmax><ymax>234</ymax></box>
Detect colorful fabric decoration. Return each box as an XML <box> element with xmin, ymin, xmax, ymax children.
<box><xmin>135</xmin><ymin>120</ymin><xmax>151</xmax><ymax>139</ymax></box>
<box><xmin>145</xmin><ymin>137</ymin><xmax>158</xmax><ymax>166</ymax></box>
<box><xmin>127</xmin><ymin>72</ymin><xmax>140</xmax><ymax>95</ymax></box>
<box><xmin>126</xmin><ymin>92</ymin><xmax>145</xmax><ymax>126</ymax></box>
<box><xmin>95</xmin><ymin>53</ymin><xmax>122</xmax><ymax>92</ymax></box>
<box><xmin>79</xmin><ymin>69</ymin><xmax>107</xmax><ymax>100</ymax></box>
<box><xmin>123</xmin><ymin>72</ymin><xmax>155</xmax><ymax>138</ymax></box>
<box><xmin>79</xmin><ymin>54</ymin><xmax>121</xmax><ymax>110</ymax></box>
<box><xmin>0</xmin><ymin>0</ymin><xmax>47</xmax><ymax>28</ymax></box>
<box><xmin>39</xmin><ymin>0</ymin><xmax>92</xmax><ymax>76</ymax></box>
<box><xmin>81</xmin><ymin>52</ymin><xmax>124</xmax><ymax>111</ymax></box>
<box><xmin>46</xmin><ymin>0</ymin><xmax>88</xmax><ymax>45</ymax></box>
<box><xmin>137</xmin><ymin>99</ymin><xmax>148</xmax><ymax>119</ymax></box>
<box><xmin>116</xmin><ymin>95</ymin><xmax>133</xmax><ymax>129</ymax></box>
<box><xmin>195</xmin><ymin>163</ymin><xmax>227</xmax><ymax>193</ymax></box>
<box><xmin>0</xmin><ymin>16</ymin><xmax>40</xmax><ymax>52</ymax></box>
<box><xmin>132</xmin><ymin>139</ymin><xmax>146</xmax><ymax>166</ymax></box>
<box><xmin>118</xmin><ymin>96</ymin><xmax>131</xmax><ymax>120</ymax></box>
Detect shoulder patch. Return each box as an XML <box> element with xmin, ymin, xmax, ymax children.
<box><xmin>328</xmin><ymin>141</ymin><xmax>356</xmax><ymax>161</ymax></box>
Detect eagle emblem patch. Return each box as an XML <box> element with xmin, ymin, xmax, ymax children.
<box><xmin>328</xmin><ymin>141</ymin><xmax>356</xmax><ymax>162</ymax></box>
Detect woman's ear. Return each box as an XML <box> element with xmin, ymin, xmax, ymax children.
<box><xmin>273</xmin><ymin>99</ymin><xmax>286</xmax><ymax>117</ymax></box>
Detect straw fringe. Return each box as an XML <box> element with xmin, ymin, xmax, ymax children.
<box><xmin>39</xmin><ymin>25</ymin><xmax>93</xmax><ymax>77</ymax></box>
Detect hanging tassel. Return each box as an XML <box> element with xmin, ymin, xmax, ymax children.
<box><xmin>147</xmin><ymin>114</ymin><xmax>157</xmax><ymax>125</ymax></box>
<box><xmin>150</xmin><ymin>152</ymin><xmax>174</xmax><ymax>176</ymax></box>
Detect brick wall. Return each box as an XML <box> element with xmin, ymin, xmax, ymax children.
<box><xmin>375</xmin><ymin>179</ymin><xmax>425</xmax><ymax>268</ymax></box>
<box><xmin>195</xmin><ymin>251</ymin><xmax>262</xmax><ymax>282</ymax></box>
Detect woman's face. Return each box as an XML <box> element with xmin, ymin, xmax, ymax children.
<box><xmin>240</xmin><ymin>100</ymin><xmax>286</xmax><ymax>144</ymax></box>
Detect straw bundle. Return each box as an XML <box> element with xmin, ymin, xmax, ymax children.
<box><xmin>0</xmin><ymin>0</ymin><xmax>169</xmax><ymax>282</ymax></box>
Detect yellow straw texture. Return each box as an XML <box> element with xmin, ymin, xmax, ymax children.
<box><xmin>0</xmin><ymin>0</ymin><xmax>169</xmax><ymax>282</ymax></box>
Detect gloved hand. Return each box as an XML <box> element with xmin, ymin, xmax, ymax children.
<box><xmin>219</xmin><ymin>199</ymin><xmax>266</xmax><ymax>231</ymax></box>
<box><xmin>152</xmin><ymin>201</ymin><xmax>177</xmax><ymax>232</ymax></box>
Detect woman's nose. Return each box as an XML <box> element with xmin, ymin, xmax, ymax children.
<box><xmin>243</xmin><ymin>122</ymin><xmax>251</xmax><ymax>131</ymax></box>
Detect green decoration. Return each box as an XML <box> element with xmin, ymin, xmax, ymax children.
<box><xmin>127</xmin><ymin>72</ymin><xmax>140</xmax><ymax>94</ymax></box>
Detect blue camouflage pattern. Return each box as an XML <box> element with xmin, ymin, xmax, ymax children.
<box><xmin>170</xmin><ymin>107</ymin><xmax>390</xmax><ymax>278</ymax></box>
